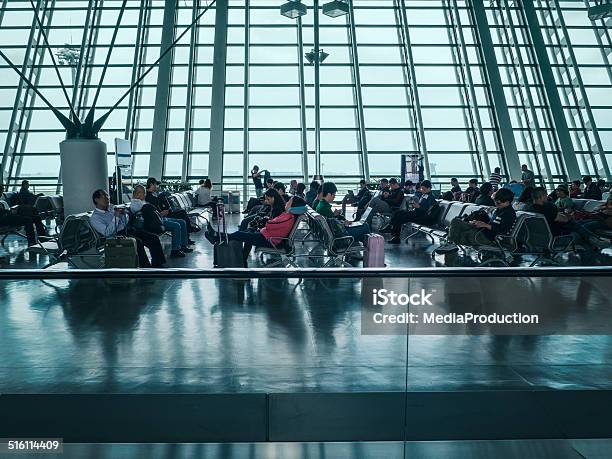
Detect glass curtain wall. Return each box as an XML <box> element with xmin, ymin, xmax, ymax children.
<box><xmin>1</xmin><ymin>0</ymin><xmax>610</xmax><ymax>195</ymax></box>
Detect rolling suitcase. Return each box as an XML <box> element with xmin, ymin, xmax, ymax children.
<box><xmin>104</xmin><ymin>237</ymin><xmax>139</xmax><ymax>268</ymax></box>
<box><xmin>363</xmin><ymin>233</ymin><xmax>385</xmax><ymax>267</ymax></box>
<box><xmin>213</xmin><ymin>201</ymin><xmax>245</xmax><ymax>268</ymax></box>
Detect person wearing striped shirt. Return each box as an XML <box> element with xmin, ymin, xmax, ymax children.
<box><xmin>489</xmin><ymin>167</ymin><xmax>503</xmax><ymax>191</ymax></box>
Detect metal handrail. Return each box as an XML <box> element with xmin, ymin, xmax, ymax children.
<box><xmin>0</xmin><ymin>266</ymin><xmax>610</xmax><ymax>280</ymax></box>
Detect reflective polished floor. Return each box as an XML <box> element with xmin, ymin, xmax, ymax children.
<box><xmin>1</xmin><ymin>273</ymin><xmax>612</xmax><ymax>394</ymax></box>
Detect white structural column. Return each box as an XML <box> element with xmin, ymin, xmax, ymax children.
<box><xmin>208</xmin><ymin>0</ymin><xmax>229</xmax><ymax>188</ymax></box>
<box><xmin>148</xmin><ymin>0</ymin><xmax>177</xmax><ymax>179</ymax></box>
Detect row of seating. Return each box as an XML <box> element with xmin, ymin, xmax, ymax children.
<box><xmin>0</xmin><ymin>194</ymin><xmax>64</xmax><ymax>246</ymax></box>
<box><xmin>167</xmin><ymin>191</ymin><xmax>211</xmax><ymax>224</ymax></box>
<box><xmin>255</xmin><ymin>208</ymin><xmax>366</xmax><ymax>268</ymax></box>
<box><xmin>32</xmin><ymin>209</ymin><xmax>182</xmax><ymax>269</ymax></box>
<box><xmin>34</xmin><ymin>195</ymin><xmax>64</xmax><ymax>222</ymax></box>
<box><xmin>403</xmin><ymin>200</ymin><xmax>609</xmax><ymax>267</ymax></box>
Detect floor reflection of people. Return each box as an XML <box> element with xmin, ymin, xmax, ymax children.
<box><xmin>54</xmin><ymin>278</ymin><xmax>158</xmax><ymax>391</ymax></box>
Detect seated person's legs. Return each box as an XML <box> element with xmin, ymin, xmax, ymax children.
<box><xmin>448</xmin><ymin>218</ymin><xmax>484</xmax><ymax>245</ymax></box>
<box><xmin>162</xmin><ymin>219</ymin><xmax>185</xmax><ymax>256</ymax></box>
<box><xmin>170</xmin><ymin>208</ymin><xmax>197</xmax><ymax>233</ymax></box>
<box><xmin>239</xmin><ymin>214</ymin><xmax>258</xmax><ymax>231</ymax></box>
<box><xmin>3</xmin><ymin>215</ymin><xmax>37</xmax><ymax>245</ymax></box>
<box><xmin>248</xmin><ymin>204</ymin><xmax>264</xmax><ymax>216</ymax></box>
<box><xmin>228</xmin><ymin>230</ymin><xmax>272</xmax><ymax>260</ymax></box>
<box><xmin>133</xmin><ymin>236</ymin><xmax>152</xmax><ymax>268</ymax></box>
<box><xmin>170</xmin><ymin>217</ymin><xmax>192</xmax><ymax>251</ymax></box>
<box><xmin>346</xmin><ymin>223</ymin><xmax>370</xmax><ymax>244</ymax></box>
<box><xmin>564</xmin><ymin>220</ymin><xmax>609</xmax><ymax>250</ymax></box>
<box><xmin>32</xmin><ymin>214</ymin><xmax>47</xmax><ymax>238</ymax></box>
<box><xmin>133</xmin><ymin>228</ymin><xmax>166</xmax><ymax>267</ymax></box>
<box><xmin>383</xmin><ymin>210</ymin><xmax>421</xmax><ymax>239</ymax></box>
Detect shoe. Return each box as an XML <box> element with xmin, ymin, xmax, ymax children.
<box><xmin>152</xmin><ymin>263</ymin><xmax>167</xmax><ymax>268</ymax></box>
<box><xmin>188</xmin><ymin>239</ymin><xmax>196</xmax><ymax>245</ymax></box>
<box><xmin>170</xmin><ymin>250</ymin><xmax>186</xmax><ymax>258</ymax></box>
<box><xmin>434</xmin><ymin>243</ymin><xmax>459</xmax><ymax>254</ymax></box>
<box><xmin>181</xmin><ymin>246</ymin><xmax>194</xmax><ymax>253</ymax></box>
<box><xmin>388</xmin><ymin>236</ymin><xmax>401</xmax><ymax>244</ymax></box>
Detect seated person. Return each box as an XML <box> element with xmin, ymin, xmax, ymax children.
<box><xmin>289</xmin><ymin>179</ymin><xmax>298</xmax><ymax>195</ymax></box>
<box><xmin>274</xmin><ymin>182</ymin><xmax>290</xmax><ymax>203</ymax></box>
<box><xmin>305</xmin><ymin>181</ymin><xmax>320</xmax><ymax>207</ymax></box>
<box><xmin>13</xmin><ymin>180</ymin><xmax>40</xmax><ymax>206</ymax></box>
<box><xmin>569</xmin><ymin>180</ymin><xmax>582</xmax><ymax>198</ymax></box>
<box><xmin>475</xmin><ymin>182</ymin><xmax>495</xmax><ymax>206</ymax></box>
<box><xmin>205</xmin><ymin>196</ymin><xmax>306</xmax><ymax>265</ymax></box>
<box><xmin>295</xmin><ymin>182</ymin><xmax>306</xmax><ymax>199</ymax></box>
<box><xmin>573</xmin><ymin>196</ymin><xmax>612</xmax><ymax>243</ymax></box>
<box><xmin>441</xmin><ymin>191</ymin><xmax>455</xmax><ymax>201</ymax></box>
<box><xmin>583</xmin><ymin>175</ymin><xmax>603</xmax><ymax>200</ymax></box>
<box><xmin>554</xmin><ymin>185</ymin><xmax>574</xmax><ymax>212</ymax></box>
<box><xmin>404</xmin><ymin>180</ymin><xmax>416</xmax><ymax>194</ymax></box>
<box><xmin>238</xmin><ymin>188</ymin><xmax>286</xmax><ymax>232</ymax></box>
<box><xmin>436</xmin><ymin>188</ymin><xmax>516</xmax><ymax>253</ymax></box>
<box><xmin>462</xmin><ymin>179</ymin><xmax>480</xmax><ymax>203</ymax></box>
<box><xmin>311</xmin><ymin>187</ymin><xmax>324</xmax><ymax>212</ymax></box>
<box><xmin>360</xmin><ymin>178</ymin><xmax>404</xmax><ymax>222</ymax></box>
<box><xmin>597</xmin><ymin>179</ymin><xmax>608</xmax><ymax>194</ymax></box>
<box><xmin>514</xmin><ymin>186</ymin><xmax>534</xmax><ymax>211</ymax></box>
<box><xmin>0</xmin><ymin>197</ymin><xmax>47</xmax><ymax>246</ymax></box>
<box><xmin>341</xmin><ymin>179</ymin><xmax>372</xmax><ymax>216</ymax></box>
<box><xmin>131</xmin><ymin>184</ymin><xmax>192</xmax><ymax>258</ymax></box>
<box><xmin>381</xmin><ymin>180</ymin><xmax>437</xmax><ymax>244</ymax></box>
<box><xmin>145</xmin><ymin>177</ymin><xmax>197</xmax><ymax>243</ymax></box>
<box><xmin>529</xmin><ymin>187</ymin><xmax>608</xmax><ymax>250</ymax></box>
<box><xmin>90</xmin><ymin>189</ymin><xmax>166</xmax><ymax>268</ymax></box>
<box><xmin>450</xmin><ymin>177</ymin><xmax>462</xmax><ymax>194</ymax></box>
<box><xmin>194</xmin><ymin>179</ymin><xmax>215</xmax><ymax>207</ymax></box>
<box><xmin>316</xmin><ymin>182</ymin><xmax>371</xmax><ymax>245</ymax></box>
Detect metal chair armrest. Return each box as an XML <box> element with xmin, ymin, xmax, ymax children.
<box><xmin>552</xmin><ymin>234</ymin><xmax>574</xmax><ymax>252</ymax></box>
<box><xmin>332</xmin><ymin>235</ymin><xmax>355</xmax><ymax>253</ymax></box>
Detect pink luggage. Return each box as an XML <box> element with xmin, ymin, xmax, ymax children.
<box><xmin>364</xmin><ymin>233</ymin><xmax>385</xmax><ymax>267</ymax></box>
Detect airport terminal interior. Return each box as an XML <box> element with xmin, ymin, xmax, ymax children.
<box><xmin>1</xmin><ymin>0</ymin><xmax>612</xmax><ymax>457</ymax></box>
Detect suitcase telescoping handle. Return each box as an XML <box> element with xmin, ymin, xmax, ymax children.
<box><xmin>216</xmin><ymin>201</ymin><xmax>228</xmax><ymax>243</ymax></box>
